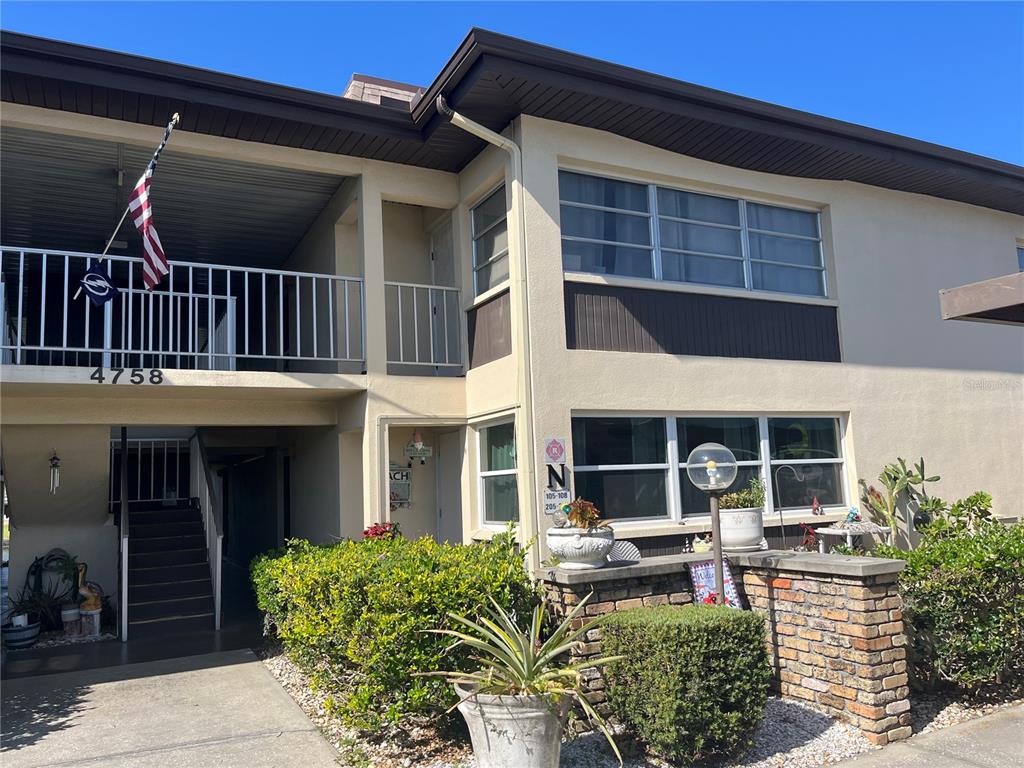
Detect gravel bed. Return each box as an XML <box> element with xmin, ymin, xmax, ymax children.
<box><xmin>32</xmin><ymin>630</ymin><xmax>117</xmax><ymax>649</ymax></box>
<box><xmin>910</xmin><ymin>688</ymin><xmax>1024</xmax><ymax>734</ymax></box>
<box><xmin>260</xmin><ymin>647</ymin><xmax>1020</xmax><ymax>768</ymax></box>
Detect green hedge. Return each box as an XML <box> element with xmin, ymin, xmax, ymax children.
<box><xmin>251</xmin><ymin>531</ymin><xmax>535</xmax><ymax>728</ymax></box>
<box><xmin>603</xmin><ymin>605</ymin><xmax>770</xmax><ymax>766</ymax></box>
<box><xmin>875</xmin><ymin>518</ymin><xmax>1024</xmax><ymax>689</ymax></box>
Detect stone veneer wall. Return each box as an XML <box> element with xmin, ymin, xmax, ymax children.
<box><xmin>540</xmin><ymin>550</ymin><xmax>911</xmax><ymax>745</ymax></box>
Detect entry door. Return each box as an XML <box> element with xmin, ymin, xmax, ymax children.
<box><xmin>436</xmin><ymin>430</ymin><xmax>464</xmax><ymax>543</ymax></box>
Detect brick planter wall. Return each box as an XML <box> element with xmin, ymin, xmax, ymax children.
<box><xmin>540</xmin><ymin>550</ymin><xmax>911</xmax><ymax>745</ymax></box>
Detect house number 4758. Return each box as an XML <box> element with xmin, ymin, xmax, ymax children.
<box><xmin>90</xmin><ymin>367</ymin><xmax>164</xmax><ymax>385</ymax></box>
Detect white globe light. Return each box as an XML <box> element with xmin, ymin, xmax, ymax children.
<box><xmin>685</xmin><ymin>442</ymin><xmax>738</xmax><ymax>491</ymax></box>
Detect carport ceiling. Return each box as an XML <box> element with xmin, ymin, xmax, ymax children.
<box><xmin>1</xmin><ymin>127</ymin><xmax>346</xmax><ymax>268</ymax></box>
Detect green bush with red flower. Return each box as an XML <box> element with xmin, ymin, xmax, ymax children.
<box><xmin>251</xmin><ymin>529</ymin><xmax>535</xmax><ymax>729</ymax></box>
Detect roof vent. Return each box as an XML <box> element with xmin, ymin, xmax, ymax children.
<box><xmin>342</xmin><ymin>74</ymin><xmax>424</xmax><ymax>111</ymax></box>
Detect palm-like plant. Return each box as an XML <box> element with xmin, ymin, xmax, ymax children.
<box><xmin>428</xmin><ymin>593</ymin><xmax>623</xmax><ymax>764</ymax></box>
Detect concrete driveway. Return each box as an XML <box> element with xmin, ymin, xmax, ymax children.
<box><xmin>836</xmin><ymin>704</ymin><xmax>1024</xmax><ymax>768</ymax></box>
<box><xmin>2</xmin><ymin>649</ymin><xmax>339</xmax><ymax>767</ymax></box>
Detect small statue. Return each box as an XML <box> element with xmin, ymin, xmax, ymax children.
<box><xmin>77</xmin><ymin>562</ymin><xmax>103</xmax><ymax>612</ymax></box>
<box><xmin>692</xmin><ymin>533</ymin><xmax>713</xmax><ymax>553</ymax></box>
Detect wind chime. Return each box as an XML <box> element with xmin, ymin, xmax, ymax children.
<box><xmin>49</xmin><ymin>451</ymin><xmax>61</xmax><ymax>494</ymax></box>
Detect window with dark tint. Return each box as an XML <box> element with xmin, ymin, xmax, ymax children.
<box><xmin>677</xmin><ymin>417</ymin><xmax>761</xmax><ymax>516</ymax></box>
<box><xmin>572</xmin><ymin>416</ymin><xmax>669</xmax><ymax>520</ymax></box>
<box><xmin>768</xmin><ymin>417</ymin><xmax>844</xmax><ymax>510</ymax></box>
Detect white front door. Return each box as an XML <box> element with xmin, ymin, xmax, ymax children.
<box><xmin>436</xmin><ymin>429</ymin><xmax>464</xmax><ymax>543</ymax></box>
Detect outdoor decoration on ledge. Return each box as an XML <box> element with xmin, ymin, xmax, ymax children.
<box><xmin>718</xmin><ymin>476</ymin><xmax>768</xmax><ymax>552</ymax></box>
<box><xmin>546</xmin><ymin>498</ymin><xmax>615</xmax><ymax>569</ymax></box>
<box><xmin>684</xmin><ymin>442</ymin><xmax>738</xmax><ymax>605</ymax></box>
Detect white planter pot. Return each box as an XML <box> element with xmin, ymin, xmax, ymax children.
<box><xmin>720</xmin><ymin>506</ymin><xmax>766</xmax><ymax>553</ymax></box>
<box><xmin>545</xmin><ymin>527</ymin><xmax>615</xmax><ymax>570</ymax></box>
<box><xmin>456</xmin><ymin>684</ymin><xmax>567</xmax><ymax>768</ymax></box>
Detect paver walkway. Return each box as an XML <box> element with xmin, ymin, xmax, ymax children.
<box><xmin>835</xmin><ymin>704</ymin><xmax>1024</xmax><ymax>768</ymax></box>
<box><xmin>1</xmin><ymin>649</ymin><xmax>338</xmax><ymax>767</ymax></box>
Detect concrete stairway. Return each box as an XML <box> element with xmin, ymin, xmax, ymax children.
<box><xmin>127</xmin><ymin>501</ymin><xmax>215</xmax><ymax>639</ymax></box>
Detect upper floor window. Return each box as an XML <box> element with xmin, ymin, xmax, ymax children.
<box><xmin>1017</xmin><ymin>246</ymin><xmax>1024</xmax><ymax>272</ymax></box>
<box><xmin>478</xmin><ymin>420</ymin><xmax>518</xmax><ymax>524</ymax></box>
<box><xmin>559</xmin><ymin>170</ymin><xmax>826</xmax><ymax>298</ymax></box>
<box><xmin>471</xmin><ymin>186</ymin><xmax>509</xmax><ymax>296</ymax></box>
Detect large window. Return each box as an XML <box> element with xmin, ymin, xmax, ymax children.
<box><xmin>478</xmin><ymin>420</ymin><xmax>518</xmax><ymax>524</ymax></box>
<box><xmin>572</xmin><ymin>417</ymin><xmax>668</xmax><ymax>521</ymax></box>
<box><xmin>471</xmin><ymin>186</ymin><xmax>510</xmax><ymax>296</ymax></box>
<box><xmin>559</xmin><ymin>170</ymin><xmax>826</xmax><ymax>298</ymax></box>
<box><xmin>571</xmin><ymin>414</ymin><xmax>846</xmax><ymax>524</ymax></box>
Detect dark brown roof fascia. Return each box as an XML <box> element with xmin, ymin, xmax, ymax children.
<box><xmin>0</xmin><ymin>30</ymin><xmax>422</xmax><ymax>142</ymax></box>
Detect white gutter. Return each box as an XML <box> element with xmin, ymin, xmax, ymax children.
<box><xmin>436</xmin><ymin>96</ymin><xmax>539</xmax><ymax>559</ymax></box>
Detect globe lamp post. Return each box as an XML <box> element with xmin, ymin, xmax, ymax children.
<box><xmin>685</xmin><ymin>442</ymin><xmax>738</xmax><ymax>604</ymax></box>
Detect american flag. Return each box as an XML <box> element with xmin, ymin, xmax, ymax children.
<box><xmin>129</xmin><ymin>116</ymin><xmax>178</xmax><ymax>290</ymax></box>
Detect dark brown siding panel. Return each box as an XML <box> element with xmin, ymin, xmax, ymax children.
<box><xmin>467</xmin><ymin>289</ymin><xmax>512</xmax><ymax>368</ymax></box>
<box><xmin>564</xmin><ymin>282</ymin><xmax>840</xmax><ymax>363</ymax></box>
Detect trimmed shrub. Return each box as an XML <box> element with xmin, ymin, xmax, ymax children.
<box><xmin>602</xmin><ymin>604</ymin><xmax>770</xmax><ymax>766</ymax></box>
<box><xmin>875</xmin><ymin>517</ymin><xmax>1024</xmax><ymax>689</ymax></box>
<box><xmin>251</xmin><ymin>531</ymin><xmax>535</xmax><ymax>728</ymax></box>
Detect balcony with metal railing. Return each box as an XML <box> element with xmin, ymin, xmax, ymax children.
<box><xmin>0</xmin><ymin>246</ymin><xmax>467</xmax><ymax>377</ymax></box>
<box><xmin>1</xmin><ymin>247</ymin><xmax>366</xmax><ymax>374</ymax></box>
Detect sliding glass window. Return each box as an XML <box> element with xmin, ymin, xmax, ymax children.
<box><xmin>471</xmin><ymin>186</ymin><xmax>510</xmax><ymax>296</ymax></box>
<box><xmin>559</xmin><ymin>170</ymin><xmax>826</xmax><ymax>298</ymax></box>
<box><xmin>570</xmin><ymin>414</ymin><xmax>846</xmax><ymax>525</ymax></box>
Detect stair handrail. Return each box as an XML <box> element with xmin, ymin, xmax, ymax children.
<box><xmin>191</xmin><ymin>431</ymin><xmax>223</xmax><ymax>631</ymax></box>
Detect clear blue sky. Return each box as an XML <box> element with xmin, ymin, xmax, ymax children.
<box><xmin>3</xmin><ymin>2</ymin><xmax>1022</xmax><ymax>164</ymax></box>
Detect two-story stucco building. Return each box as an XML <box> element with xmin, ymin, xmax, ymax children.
<box><xmin>2</xmin><ymin>28</ymin><xmax>1021</xmax><ymax>639</ymax></box>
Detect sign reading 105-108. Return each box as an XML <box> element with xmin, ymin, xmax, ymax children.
<box><xmin>90</xmin><ymin>367</ymin><xmax>165</xmax><ymax>385</ymax></box>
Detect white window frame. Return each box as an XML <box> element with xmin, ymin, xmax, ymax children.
<box><xmin>571</xmin><ymin>412</ymin><xmax>849</xmax><ymax>528</ymax></box>
<box><xmin>476</xmin><ymin>417</ymin><xmax>518</xmax><ymax>526</ymax></box>
<box><xmin>558</xmin><ymin>169</ymin><xmax>828</xmax><ymax>299</ymax></box>
<box><xmin>572</xmin><ymin>415</ymin><xmax>674</xmax><ymax>524</ymax></box>
<box><xmin>470</xmin><ymin>185</ymin><xmax>510</xmax><ymax>297</ymax></box>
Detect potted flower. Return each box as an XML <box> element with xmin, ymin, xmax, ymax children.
<box><xmin>718</xmin><ymin>478</ymin><xmax>767</xmax><ymax>552</ymax></box>
<box><xmin>546</xmin><ymin>498</ymin><xmax>615</xmax><ymax>569</ymax></box>
<box><xmin>427</xmin><ymin>594</ymin><xmax>622</xmax><ymax>768</ymax></box>
<box><xmin>2</xmin><ymin>588</ymin><xmax>44</xmax><ymax>649</ymax></box>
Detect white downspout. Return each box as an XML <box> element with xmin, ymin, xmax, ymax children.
<box><xmin>436</xmin><ymin>96</ymin><xmax>539</xmax><ymax>564</ymax></box>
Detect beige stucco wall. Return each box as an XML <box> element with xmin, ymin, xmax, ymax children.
<box><xmin>515</xmin><ymin>114</ymin><xmax>1024</xmax><ymax>554</ymax></box>
<box><xmin>3</xmin><ymin>424</ymin><xmax>118</xmax><ymax>608</ymax></box>
<box><xmin>287</xmin><ymin>426</ymin><xmax>344</xmax><ymax>543</ymax></box>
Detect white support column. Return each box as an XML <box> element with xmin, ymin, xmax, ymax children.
<box><xmin>359</xmin><ymin>176</ymin><xmax>387</xmax><ymax>375</ymax></box>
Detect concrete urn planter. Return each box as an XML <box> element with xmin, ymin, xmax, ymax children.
<box><xmin>455</xmin><ymin>684</ymin><xmax>568</xmax><ymax>768</ymax></box>
<box><xmin>545</xmin><ymin>526</ymin><xmax>615</xmax><ymax>569</ymax></box>
<box><xmin>720</xmin><ymin>506</ymin><xmax>766</xmax><ymax>552</ymax></box>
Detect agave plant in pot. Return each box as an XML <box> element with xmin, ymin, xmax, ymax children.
<box><xmin>718</xmin><ymin>477</ymin><xmax>767</xmax><ymax>552</ymax></box>
<box><xmin>546</xmin><ymin>497</ymin><xmax>615</xmax><ymax>569</ymax></box>
<box><xmin>427</xmin><ymin>594</ymin><xmax>622</xmax><ymax>768</ymax></box>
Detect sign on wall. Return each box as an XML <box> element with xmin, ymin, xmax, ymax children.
<box><xmin>543</xmin><ymin>487</ymin><xmax>572</xmax><ymax>516</ymax></box>
<box><xmin>541</xmin><ymin>437</ymin><xmax>571</xmax><ymax>515</ymax></box>
<box><xmin>389</xmin><ymin>463</ymin><xmax>411</xmax><ymax>509</ymax></box>
<box><xmin>543</xmin><ymin>437</ymin><xmax>567</xmax><ymax>465</ymax></box>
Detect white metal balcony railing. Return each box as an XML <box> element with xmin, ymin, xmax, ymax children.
<box><xmin>0</xmin><ymin>247</ymin><xmax>365</xmax><ymax>372</ymax></box>
<box><xmin>384</xmin><ymin>280</ymin><xmax>462</xmax><ymax>368</ymax></box>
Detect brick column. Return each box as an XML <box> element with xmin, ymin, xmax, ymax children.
<box><xmin>733</xmin><ymin>552</ymin><xmax>911</xmax><ymax>745</ymax></box>
<box><xmin>539</xmin><ymin>551</ymin><xmax>911</xmax><ymax>744</ymax></box>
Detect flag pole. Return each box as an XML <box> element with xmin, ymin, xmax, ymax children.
<box><xmin>74</xmin><ymin>113</ymin><xmax>180</xmax><ymax>300</ymax></box>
